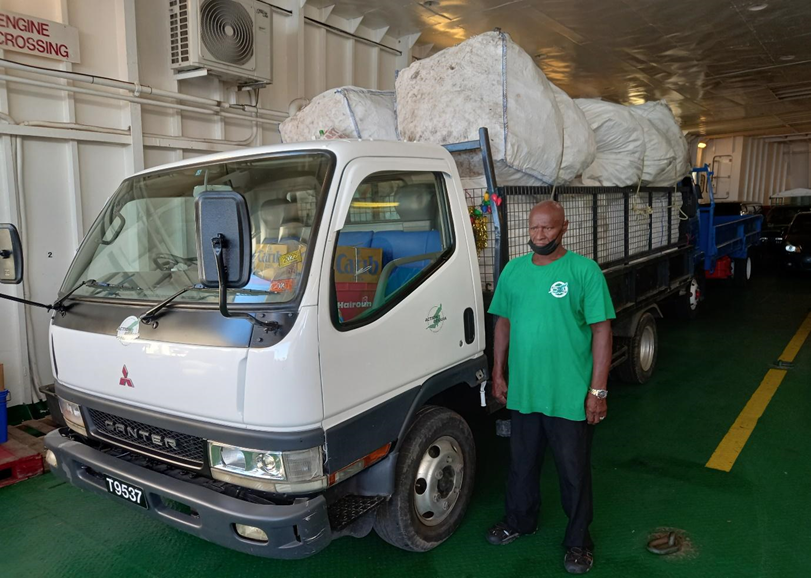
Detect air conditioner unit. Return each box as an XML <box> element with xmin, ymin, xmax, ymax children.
<box><xmin>169</xmin><ymin>0</ymin><xmax>272</xmax><ymax>86</ymax></box>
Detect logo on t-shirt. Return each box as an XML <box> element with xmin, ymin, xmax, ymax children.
<box><xmin>549</xmin><ymin>281</ymin><xmax>569</xmax><ymax>298</ymax></box>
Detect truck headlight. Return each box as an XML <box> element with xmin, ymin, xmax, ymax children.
<box><xmin>208</xmin><ymin>442</ymin><xmax>326</xmax><ymax>494</ymax></box>
<box><xmin>58</xmin><ymin>398</ymin><xmax>87</xmax><ymax>436</ymax></box>
<box><xmin>785</xmin><ymin>243</ymin><xmax>802</xmax><ymax>253</ymax></box>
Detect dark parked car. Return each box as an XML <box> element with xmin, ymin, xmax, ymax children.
<box><xmin>783</xmin><ymin>212</ymin><xmax>811</xmax><ymax>271</ymax></box>
<box><xmin>761</xmin><ymin>205</ymin><xmax>811</xmax><ymax>255</ymax></box>
<box><xmin>713</xmin><ymin>201</ymin><xmax>763</xmax><ymax>217</ymax></box>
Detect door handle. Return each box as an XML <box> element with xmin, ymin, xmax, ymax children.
<box><xmin>463</xmin><ymin>307</ymin><xmax>475</xmax><ymax>344</ymax></box>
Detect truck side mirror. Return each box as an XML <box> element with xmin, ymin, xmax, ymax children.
<box><xmin>194</xmin><ymin>191</ymin><xmax>251</xmax><ymax>289</ymax></box>
<box><xmin>0</xmin><ymin>223</ymin><xmax>23</xmax><ymax>285</ymax></box>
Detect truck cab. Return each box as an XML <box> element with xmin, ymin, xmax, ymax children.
<box><xmin>1</xmin><ymin>140</ymin><xmax>487</xmax><ymax>558</ymax></box>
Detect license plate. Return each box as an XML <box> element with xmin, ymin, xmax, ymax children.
<box><xmin>103</xmin><ymin>475</ymin><xmax>148</xmax><ymax>509</ymax></box>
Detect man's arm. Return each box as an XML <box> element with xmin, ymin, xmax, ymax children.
<box><xmin>585</xmin><ymin>320</ymin><xmax>612</xmax><ymax>425</ymax></box>
<box><xmin>492</xmin><ymin>317</ymin><xmax>510</xmax><ymax>404</ymax></box>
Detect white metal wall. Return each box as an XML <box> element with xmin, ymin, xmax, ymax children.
<box><xmin>0</xmin><ymin>0</ymin><xmax>417</xmax><ymax>407</ymax></box>
<box><xmin>696</xmin><ymin>136</ymin><xmax>790</xmax><ymax>204</ymax></box>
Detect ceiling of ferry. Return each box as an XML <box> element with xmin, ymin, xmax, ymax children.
<box><xmin>308</xmin><ymin>0</ymin><xmax>811</xmax><ymax>138</ymax></box>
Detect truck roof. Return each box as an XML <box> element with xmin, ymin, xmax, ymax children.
<box><xmin>132</xmin><ymin>139</ymin><xmax>454</xmax><ymax>178</ymax></box>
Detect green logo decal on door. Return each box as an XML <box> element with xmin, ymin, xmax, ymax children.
<box><xmin>425</xmin><ymin>304</ymin><xmax>447</xmax><ymax>332</ymax></box>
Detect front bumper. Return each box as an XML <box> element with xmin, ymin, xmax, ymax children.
<box><xmin>45</xmin><ymin>429</ymin><xmax>332</xmax><ymax>559</ymax></box>
<box><xmin>784</xmin><ymin>252</ymin><xmax>811</xmax><ymax>271</ymax></box>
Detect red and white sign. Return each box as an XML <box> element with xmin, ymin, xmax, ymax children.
<box><xmin>0</xmin><ymin>9</ymin><xmax>80</xmax><ymax>63</ymax></box>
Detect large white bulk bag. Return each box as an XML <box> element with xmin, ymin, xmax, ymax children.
<box><xmin>630</xmin><ymin>112</ymin><xmax>678</xmax><ymax>186</ymax></box>
<box><xmin>279</xmin><ymin>87</ymin><xmax>397</xmax><ymax>143</ymax></box>
<box><xmin>576</xmin><ymin>99</ymin><xmax>646</xmax><ymax>187</ymax></box>
<box><xmin>631</xmin><ymin>100</ymin><xmax>690</xmax><ymax>182</ymax></box>
<box><xmin>551</xmin><ymin>85</ymin><xmax>597</xmax><ymax>184</ymax></box>
<box><xmin>396</xmin><ymin>31</ymin><xmax>567</xmax><ymax>186</ymax></box>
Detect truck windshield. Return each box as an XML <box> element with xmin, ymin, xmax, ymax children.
<box><xmin>767</xmin><ymin>207</ymin><xmax>801</xmax><ymax>227</ymax></box>
<box><xmin>61</xmin><ymin>152</ymin><xmax>333</xmax><ymax>305</ymax></box>
<box><xmin>789</xmin><ymin>214</ymin><xmax>811</xmax><ymax>235</ymax></box>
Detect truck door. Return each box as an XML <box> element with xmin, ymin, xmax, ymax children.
<box><xmin>317</xmin><ymin>157</ymin><xmax>480</xmax><ymax>467</ymax></box>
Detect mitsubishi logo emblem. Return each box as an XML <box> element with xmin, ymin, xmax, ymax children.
<box><xmin>119</xmin><ymin>365</ymin><xmax>134</xmax><ymax>387</ymax></box>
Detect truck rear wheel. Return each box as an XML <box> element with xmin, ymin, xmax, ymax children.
<box><xmin>671</xmin><ymin>276</ymin><xmax>700</xmax><ymax>320</ymax></box>
<box><xmin>616</xmin><ymin>312</ymin><xmax>658</xmax><ymax>384</ymax></box>
<box><xmin>374</xmin><ymin>406</ymin><xmax>475</xmax><ymax>552</ymax></box>
<box><xmin>734</xmin><ymin>254</ymin><xmax>752</xmax><ymax>287</ymax></box>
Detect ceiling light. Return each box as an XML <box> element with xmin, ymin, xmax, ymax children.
<box><xmin>697</xmin><ymin>142</ymin><xmax>707</xmax><ymax>149</ymax></box>
<box><xmin>747</xmin><ymin>3</ymin><xmax>768</xmax><ymax>11</ymax></box>
<box><xmin>780</xmin><ymin>55</ymin><xmax>796</xmax><ymax>61</ymax></box>
<box><xmin>422</xmin><ymin>0</ymin><xmax>439</xmax><ymax>6</ymax></box>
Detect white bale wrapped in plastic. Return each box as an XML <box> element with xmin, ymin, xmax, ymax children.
<box><xmin>279</xmin><ymin>87</ymin><xmax>397</xmax><ymax>143</ymax></box>
<box><xmin>551</xmin><ymin>84</ymin><xmax>597</xmax><ymax>184</ymax></box>
<box><xmin>575</xmin><ymin>99</ymin><xmax>646</xmax><ymax>187</ymax></box>
<box><xmin>631</xmin><ymin>100</ymin><xmax>690</xmax><ymax>182</ymax></box>
<box><xmin>397</xmin><ymin>31</ymin><xmax>594</xmax><ymax>186</ymax></box>
<box><xmin>629</xmin><ymin>111</ymin><xmax>678</xmax><ymax>186</ymax></box>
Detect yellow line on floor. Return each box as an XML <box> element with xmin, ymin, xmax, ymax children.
<box><xmin>706</xmin><ymin>312</ymin><xmax>811</xmax><ymax>473</ymax></box>
<box><xmin>778</xmin><ymin>312</ymin><xmax>811</xmax><ymax>363</ymax></box>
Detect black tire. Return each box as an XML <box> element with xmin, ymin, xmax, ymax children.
<box><xmin>616</xmin><ymin>312</ymin><xmax>658</xmax><ymax>384</ymax></box>
<box><xmin>672</xmin><ymin>276</ymin><xmax>700</xmax><ymax>320</ymax></box>
<box><xmin>374</xmin><ymin>406</ymin><xmax>476</xmax><ymax>552</ymax></box>
<box><xmin>734</xmin><ymin>254</ymin><xmax>752</xmax><ymax>287</ymax></box>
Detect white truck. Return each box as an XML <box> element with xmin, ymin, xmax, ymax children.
<box><xmin>0</xmin><ymin>129</ymin><xmax>694</xmax><ymax>559</ymax></box>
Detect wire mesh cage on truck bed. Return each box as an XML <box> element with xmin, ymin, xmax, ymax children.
<box><xmin>448</xmin><ymin>128</ymin><xmax>695</xmax><ymax>320</ymax></box>
<box><xmin>466</xmin><ymin>184</ymin><xmax>685</xmax><ymax>293</ymax></box>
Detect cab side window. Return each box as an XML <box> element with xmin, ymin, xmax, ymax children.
<box><xmin>333</xmin><ymin>171</ymin><xmax>454</xmax><ymax>326</ymax></box>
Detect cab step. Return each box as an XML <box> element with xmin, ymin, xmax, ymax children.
<box><xmin>328</xmin><ymin>495</ymin><xmax>386</xmax><ymax>532</ymax></box>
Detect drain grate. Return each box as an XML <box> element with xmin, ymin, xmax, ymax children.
<box><xmin>646</xmin><ymin>528</ymin><xmax>693</xmax><ymax>558</ymax></box>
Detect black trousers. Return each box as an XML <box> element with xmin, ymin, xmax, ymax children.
<box><xmin>505</xmin><ymin>410</ymin><xmax>595</xmax><ymax>550</ymax></box>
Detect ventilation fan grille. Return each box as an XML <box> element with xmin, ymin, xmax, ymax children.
<box><xmin>200</xmin><ymin>0</ymin><xmax>254</xmax><ymax>66</ymax></box>
<box><xmin>169</xmin><ymin>0</ymin><xmax>190</xmax><ymax>65</ymax></box>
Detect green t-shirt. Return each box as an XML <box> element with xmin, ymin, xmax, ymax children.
<box><xmin>488</xmin><ymin>251</ymin><xmax>616</xmax><ymax>421</ymax></box>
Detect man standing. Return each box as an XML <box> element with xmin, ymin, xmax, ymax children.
<box><xmin>485</xmin><ymin>200</ymin><xmax>615</xmax><ymax>575</ymax></box>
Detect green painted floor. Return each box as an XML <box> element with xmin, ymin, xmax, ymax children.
<box><xmin>2</xmin><ymin>269</ymin><xmax>810</xmax><ymax>578</ymax></box>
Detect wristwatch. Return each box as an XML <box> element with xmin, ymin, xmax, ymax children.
<box><xmin>589</xmin><ymin>388</ymin><xmax>608</xmax><ymax>399</ymax></box>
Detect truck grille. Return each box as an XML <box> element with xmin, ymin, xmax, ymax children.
<box><xmin>86</xmin><ymin>408</ymin><xmax>206</xmax><ymax>468</ymax></box>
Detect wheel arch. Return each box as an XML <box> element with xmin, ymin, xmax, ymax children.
<box><xmin>612</xmin><ymin>305</ymin><xmax>662</xmax><ymax>338</ymax></box>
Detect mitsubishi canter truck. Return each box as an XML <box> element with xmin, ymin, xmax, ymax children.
<box><xmin>0</xmin><ymin>129</ymin><xmax>696</xmax><ymax>559</ymax></box>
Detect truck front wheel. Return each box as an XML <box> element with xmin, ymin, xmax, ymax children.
<box><xmin>734</xmin><ymin>254</ymin><xmax>752</xmax><ymax>287</ymax></box>
<box><xmin>616</xmin><ymin>312</ymin><xmax>658</xmax><ymax>384</ymax></box>
<box><xmin>374</xmin><ymin>405</ymin><xmax>476</xmax><ymax>552</ymax></box>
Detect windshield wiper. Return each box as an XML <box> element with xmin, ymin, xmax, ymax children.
<box><xmin>52</xmin><ymin>279</ymin><xmax>98</xmax><ymax>311</ymax></box>
<box><xmin>139</xmin><ymin>285</ymin><xmax>199</xmax><ymax>326</ymax></box>
<box><xmin>0</xmin><ymin>278</ymin><xmax>97</xmax><ymax>314</ymax></box>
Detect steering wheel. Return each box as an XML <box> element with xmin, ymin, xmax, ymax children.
<box><xmin>153</xmin><ymin>253</ymin><xmax>197</xmax><ymax>272</ymax></box>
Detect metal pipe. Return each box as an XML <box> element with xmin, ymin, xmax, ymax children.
<box><xmin>0</xmin><ymin>57</ymin><xmax>218</xmax><ymax>106</ymax></box>
<box><xmin>0</xmin><ymin>73</ymin><xmax>281</xmax><ymax>126</ymax></box>
<box><xmin>21</xmin><ymin>120</ymin><xmax>131</xmax><ymax>136</ymax></box>
<box><xmin>288</xmin><ymin>97</ymin><xmax>310</xmax><ymax>117</ymax></box>
<box><xmin>143</xmin><ymin>122</ymin><xmax>258</xmax><ymax>147</ymax></box>
<box><xmin>303</xmin><ymin>16</ymin><xmax>401</xmax><ymax>55</ymax></box>
<box><xmin>0</xmin><ymin>57</ymin><xmax>288</xmax><ymax>121</ymax></box>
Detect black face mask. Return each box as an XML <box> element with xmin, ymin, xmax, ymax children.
<box><xmin>528</xmin><ymin>234</ymin><xmax>561</xmax><ymax>256</ymax></box>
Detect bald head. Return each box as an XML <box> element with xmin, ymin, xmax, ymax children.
<box><xmin>530</xmin><ymin>200</ymin><xmax>566</xmax><ymax>226</ymax></box>
<box><xmin>528</xmin><ymin>200</ymin><xmax>568</xmax><ymax>250</ymax></box>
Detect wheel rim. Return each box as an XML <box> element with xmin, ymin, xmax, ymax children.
<box><xmin>689</xmin><ymin>278</ymin><xmax>700</xmax><ymax>311</ymax></box>
<box><xmin>639</xmin><ymin>325</ymin><xmax>656</xmax><ymax>372</ymax></box>
<box><xmin>746</xmin><ymin>257</ymin><xmax>752</xmax><ymax>279</ymax></box>
<box><xmin>413</xmin><ymin>436</ymin><xmax>465</xmax><ymax>527</ymax></box>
